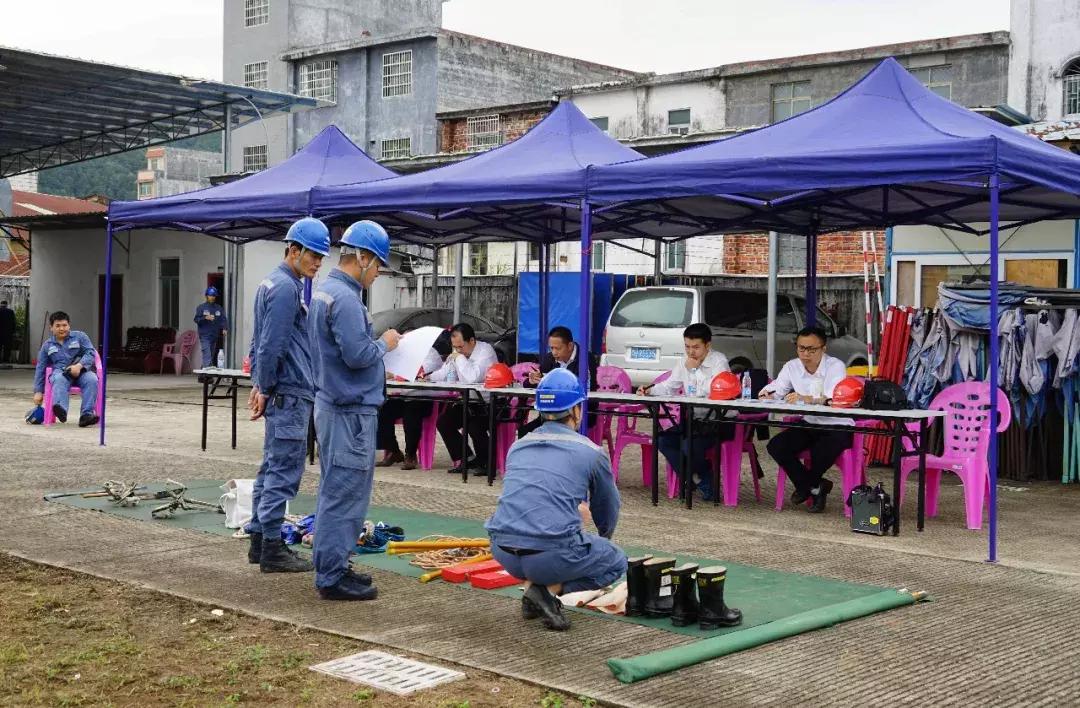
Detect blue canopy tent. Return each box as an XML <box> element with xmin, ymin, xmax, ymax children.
<box><xmin>312</xmin><ymin>100</ymin><xmax>643</xmax><ymax>387</ymax></box>
<box><xmin>101</xmin><ymin>126</ymin><xmax>396</xmax><ymax>444</ymax></box>
<box><xmin>587</xmin><ymin>57</ymin><xmax>1080</xmax><ymax>561</ymax></box>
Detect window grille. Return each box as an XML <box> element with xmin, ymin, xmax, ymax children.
<box><xmin>382</xmin><ymin>50</ymin><xmax>413</xmax><ymax>97</ymax></box>
<box><xmin>466</xmin><ymin>115</ymin><xmax>501</xmax><ymax>151</ymax></box>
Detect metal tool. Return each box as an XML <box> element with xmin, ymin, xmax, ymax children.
<box><xmin>150</xmin><ymin>479</ymin><xmax>224</xmax><ymax>518</ymax></box>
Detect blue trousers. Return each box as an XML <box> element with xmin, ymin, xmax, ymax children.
<box><xmin>50</xmin><ymin>370</ymin><xmax>98</xmax><ymax>416</ymax></box>
<box><xmin>490</xmin><ymin>532</ymin><xmax>626</xmax><ymax>593</ymax></box>
<box><xmin>250</xmin><ymin>395</ymin><xmax>311</xmax><ymax>542</ymax></box>
<box><xmin>199</xmin><ymin>335</ymin><xmax>219</xmax><ymax>368</ymax></box>
<box><xmin>312</xmin><ymin>406</ymin><xmax>377</xmax><ymax>588</ymax></box>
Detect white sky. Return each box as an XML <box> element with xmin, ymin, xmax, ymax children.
<box><xmin>0</xmin><ymin>0</ymin><xmax>1010</xmax><ymax>80</ymax></box>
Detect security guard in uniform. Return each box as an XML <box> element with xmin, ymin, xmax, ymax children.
<box><xmin>486</xmin><ymin>368</ymin><xmax>626</xmax><ymax>631</ymax></box>
<box><xmin>246</xmin><ymin>217</ymin><xmax>328</xmax><ymax>573</ymax></box>
<box><xmin>309</xmin><ymin>220</ymin><xmax>401</xmax><ymax>600</ymax></box>
<box><xmin>194</xmin><ymin>286</ymin><xmax>228</xmax><ymax>367</ymax></box>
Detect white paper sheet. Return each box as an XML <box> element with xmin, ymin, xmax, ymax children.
<box><xmin>382</xmin><ymin>326</ymin><xmax>443</xmax><ymax>381</ymax></box>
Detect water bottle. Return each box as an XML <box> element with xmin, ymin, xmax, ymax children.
<box><xmin>741</xmin><ymin>372</ymin><xmax>751</xmax><ymax>400</ymax></box>
<box><xmin>446</xmin><ymin>364</ymin><xmax>458</xmax><ymax>383</ymax></box>
<box><xmin>216</xmin><ymin>350</ymin><xmax>225</xmax><ymax>369</ymax></box>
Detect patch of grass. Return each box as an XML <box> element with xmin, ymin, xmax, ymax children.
<box><xmin>0</xmin><ymin>643</ymin><xmax>29</xmax><ymax>665</ymax></box>
<box><xmin>578</xmin><ymin>697</ymin><xmax>598</xmax><ymax>708</ymax></box>
<box><xmin>540</xmin><ymin>692</ymin><xmax>566</xmax><ymax>708</ymax></box>
<box><xmin>352</xmin><ymin>688</ymin><xmax>374</xmax><ymax>702</ymax></box>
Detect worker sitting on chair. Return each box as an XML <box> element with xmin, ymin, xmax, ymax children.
<box><xmin>32</xmin><ymin>311</ymin><xmax>99</xmax><ymax>427</ymax></box>
<box><xmin>486</xmin><ymin>368</ymin><xmax>625</xmax><ymax>631</ymax></box>
<box><xmin>376</xmin><ymin>345</ymin><xmax>444</xmax><ymax>469</ymax></box>
<box><xmin>194</xmin><ymin>286</ymin><xmax>228</xmax><ymax>368</ymax></box>
<box><xmin>519</xmin><ymin>326</ymin><xmax>599</xmax><ymax>438</ymax></box>
<box><xmin>637</xmin><ymin>322</ymin><xmax>734</xmax><ymax>501</ymax></box>
<box><xmin>760</xmin><ymin>325</ymin><xmax>852</xmax><ymax>513</ymax></box>
<box><xmin>426</xmin><ymin>322</ymin><xmax>498</xmax><ymax>476</ymax></box>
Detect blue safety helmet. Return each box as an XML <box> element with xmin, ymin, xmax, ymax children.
<box><xmin>340</xmin><ymin>220</ymin><xmax>391</xmax><ymax>265</ymax></box>
<box><xmin>205</xmin><ymin>286</ymin><xmax>219</xmax><ymax>297</ymax></box>
<box><xmin>25</xmin><ymin>406</ymin><xmax>44</xmax><ymax>425</ymax></box>
<box><xmin>284</xmin><ymin>217</ymin><xmax>331</xmax><ymax>257</ymax></box>
<box><xmin>534</xmin><ymin>368</ymin><xmax>587</xmax><ymax>414</ymax></box>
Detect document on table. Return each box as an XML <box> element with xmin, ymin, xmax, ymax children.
<box><xmin>382</xmin><ymin>326</ymin><xmax>443</xmax><ymax>380</ymax></box>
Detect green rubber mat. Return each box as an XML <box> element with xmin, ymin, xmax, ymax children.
<box><xmin>46</xmin><ymin>480</ymin><xmax>903</xmax><ymax>639</ymax></box>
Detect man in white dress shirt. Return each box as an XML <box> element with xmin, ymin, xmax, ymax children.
<box><xmin>759</xmin><ymin>326</ymin><xmax>852</xmax><ymax>513</ymax></box>
<box><xmin>376</xmin><ymin>345</ymin><xmax>445</xmax><ymax>470</ymax></box>
<box><xmin>427</xmin><ymin>322</ymin><xmax>498</xmax><ymax>476</ymax></box>
<box><xmin>638</xmin><ymin>323</ymin><xmax>734</xmax><ymax>501</ymax></box>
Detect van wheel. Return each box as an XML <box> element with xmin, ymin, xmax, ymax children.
<box><xmin>729</xmin><ymin>358</ymin><xmax>753</xmax><ymax>375</ymax></box>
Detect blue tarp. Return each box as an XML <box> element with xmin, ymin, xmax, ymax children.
<box><xmin>517</xmin><ymin>272</ymin><xmax>634</xmax><ymax>354</ymax></box>
<box><xmin>108</xmin><ymin>126</ymin><xmax>395</xmax><ymax>240</ymax></box>
<box><xmin>587</xmin><ymin>58</ymin><xmax>1080</xmax><ymax>235</ymax></box>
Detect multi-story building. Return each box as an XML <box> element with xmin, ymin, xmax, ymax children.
<box><xmin>136</xmin><ymin>147</ymin><xmax>222</xmax><ymax>201</ymax></box>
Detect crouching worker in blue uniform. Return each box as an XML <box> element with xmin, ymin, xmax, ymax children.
<box><xmin>32</xmin><ymin>311</ymin><xmax>99</xmax><ymax>427</ymax></box>
<box><xmin>486</xmin><ymin>368</ymin><xmax>626</xmax><ymax>631</ymax></box>
<box><xmin>309</xmin><ymin>221</ymin><xmax>401</xmax><ymax>601</ymax></box>
<box><xmin>247</xmin><ymin>217</ymin><xmax>328</xmax><ymax>574</ymax></box>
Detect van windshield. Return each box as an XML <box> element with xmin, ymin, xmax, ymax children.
<box><xmin>610</xmin><ymin>290</ymin><xmax>694</xmax><ymax>328</ymax></box>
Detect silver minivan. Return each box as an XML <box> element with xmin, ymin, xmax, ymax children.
<box><xmin>601</xmin><ymin>286</ymin><xmax>868</xmax><ymax>386</ymax></box>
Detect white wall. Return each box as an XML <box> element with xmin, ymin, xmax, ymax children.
<box><xmin>892</xmin><ymin>220</ymin><xmax>1076</xmax><ymax>254</ymax></box>
<box><xmin>565</xmin><ymin>79</ymin><xmax>726</xmax><ymax>139</ymax></box>
<box><xmin>1009</xmin><ymin>0</ymin><xmax>1080</xmax><ymax>120</ymax></box>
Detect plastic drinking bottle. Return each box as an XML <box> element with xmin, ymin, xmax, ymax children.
<box><xmin>216</xmin><ymin>350</ymin><xmax>225</xmax><ymax>368</ymax></box>
<box><xmin>741</xmin><ymin>372</ymin><xmax>751</xmax><ymax>399</ymax></box>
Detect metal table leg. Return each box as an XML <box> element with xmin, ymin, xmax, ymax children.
<box><xmin>231</xmin><ymin>377</ymin><xmax>238</xmax><ymax>450</ymax></box>
<box><xmin>487</xmin><ymin>391</ymin><xmax>498</xmax><ymax>486</ymax></box>
<box><xmin>684</xmin><ymin>403</ymin><xmax>694</xmax><ymax>510</ymax></box>
<box><xmin>651</xmin><ymin>403</ymin><xmax>660</xmax><ymax>507</ymax></box>
<box><xmin>201</xmin><ymin>377</ymin><xmax>209</xmax><ymax>451</ymax></box>
<box><xmin>892</xmin><ymin>421</ymin><xmax>903</xmax><ymax>536</ymax></box>
<box><xmin>917</xmin><ymin>417</ymin><xmax>928</xmax><ymax>532</ymax></box>
<box><xmin>461</xmin><ymin>389</ymin><xmax>470</xmax><ymax>484</ymax></box>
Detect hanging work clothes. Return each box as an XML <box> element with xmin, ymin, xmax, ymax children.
<box><xmin>905</xmin><ymin>311</ymin><xmax>948</xmax><ymax>409</ymax></box>
<box><xmin>998</xmin><ymin>308</ymin><xmax>1023</xmax><ymax>393</ymax></box>
<box><xmin>902</xmin><ymin>310</ymin><xmax>929</xmax><ymax>392</ymax></box>
<box><xmin>1052</xmin><ymin>309</ymin><xmax>1080</xmax><ymax>388</ymax></box>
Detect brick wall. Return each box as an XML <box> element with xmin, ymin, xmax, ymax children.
<box><xmin>439</xmin><ymin>109</ymin><xmax>548</xmax><ymax>152</ymax></box>
<box><xmin>722</xmin><ymin>230</ymin><xmax>886</xmax><ymax>275</ymax></box>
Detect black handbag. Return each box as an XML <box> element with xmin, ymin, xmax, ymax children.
<box><xmin>861</xmin><ymin>379</ymin><xmax>910</xmax><ymax>411</ymax></box>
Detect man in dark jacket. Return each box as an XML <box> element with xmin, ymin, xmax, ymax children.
<box><xmin>519</xmin><ymin>326</ymin><xmax>599</xmax><ymax>437</ymax></box>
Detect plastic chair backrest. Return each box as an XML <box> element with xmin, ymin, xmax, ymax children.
<box><xmin>510</xmin><ymin>362</ymin><xmax>539</xmax><ymax>384</ymax></box>
<box><xmin>596</xmin><ymin>365</ymin><xmax>631</xmax><ymax>393</ymax></box>
<box><xmin>930</xmin><ymin>382</ymin><xmax>1011</xmax><ymax>458</ymax></box>
<box><xmin>179</xmin><ymin>330</ymin><xmax>198</xmax><ymax>355</ymax></box>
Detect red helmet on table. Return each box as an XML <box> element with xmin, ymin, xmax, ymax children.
<box><xmin>709</xmin><ymin>371</ymin><xmax>741</xmax><ymax>400</ymax></box>
<box><xmin>484</xmin><ymin>363</ymin><xmax>515</xmax><ymax>389</ymax></box>
<box><xmin>831</xmin><ymin>376</ymin><xmax>865</xmax><ymax>408</ymax></box>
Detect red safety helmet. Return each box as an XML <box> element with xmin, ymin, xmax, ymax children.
<box><xmin>709</xmin><ymin>371</ymin><xmax>741</xmax><ymax>400</ymax></box>
<box><xmin>831</xmin><ymin>376</ymin><xmax>864</xmax><ymax>408</ymax></box>
<box><xmin>484</xmin><ymin>363</ymin><xmax>515</xmax><ymax>389</ymax></box>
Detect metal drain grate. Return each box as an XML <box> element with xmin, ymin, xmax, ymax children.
<box><xmin>310</xmin><ymin>650</ymin><xmax>465</xmax><ymax>696</ymax></box>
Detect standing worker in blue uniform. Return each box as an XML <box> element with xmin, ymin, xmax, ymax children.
<box><xmin>246</xmin><ymin>217</ymin><xmax>329</xmax><ymax>573</ymax></box>
<box><xmin>486</xmin><ymin>368</ymin><xmax>626</xmax><ymax>631</ymax></box>
<box><xmin>32</xmin><ymin>311</ymin><xmax>99</xmax><ymax>427</ymax></box>
<box><xmin>194</xmin><ymin>286</ymin><xmax>228</xmax><ymax>368</ymax></box>
<box><xmin>309</xmin><ymin>220</ymin><xmax>401</xmax><ymax>601</ymax></box>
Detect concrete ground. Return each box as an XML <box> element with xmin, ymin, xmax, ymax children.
<box><xmin>2</xmin><ymin>370</ymin><xmax>1079</xmax><ymax>706</ymax></box>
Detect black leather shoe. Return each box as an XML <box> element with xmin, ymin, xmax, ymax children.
<box><xmin>52</xmin><ymin>404</ymin><xmax>67</xmax><ymax>424</ymax></box>
<box><xmin>808</xmin><ymin>479</ymin><xmax>833</xmax><ymax>513</ymax></box>
<box><xmin>247</xmin><ymin>532</ymin><xmax>263</xmax><ymax>564</ymax></box>
<box><xmin>78</xmin><ymin>413</ymin><xmax>99</xmax><ymax>428</ymax></box>
<box><xmin>522</xmin><ymin>595</ymin><xmax>541</xmax><ymax>620</ymax></box>
<box><xmin>523</xmin><ymin>584</ymin><xmax>570</xmax><ymax>631</ymax></box>
<box><xmin>318</xmin><ymin>574</ymin><xmax>378</xmax><ymax>601</ymax></box>
<box><xmin>344</xmin><ymin>568</ymin><xmax>373</xmax><ymax>586</ymax></box>
<box><xmin>260</xmin><ymin>538</ymin><xmax>314</xmax><ymax>573</ymax></box>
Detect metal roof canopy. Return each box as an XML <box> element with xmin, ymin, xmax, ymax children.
<box><xmin>0</xmin><ymin>45</ymin><xmax>317</xmax><ymax>178</ymax></box>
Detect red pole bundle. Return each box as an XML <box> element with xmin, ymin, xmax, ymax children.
<box><xmin>867</xmin><ymin>306</ymin><xmax>914</xmax><ymax>465</ymax></box>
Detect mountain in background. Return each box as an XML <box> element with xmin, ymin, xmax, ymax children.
<box><xmin>37</xmin><ymin>132</ymin><xmax>222</xmax><ymax>201</ymax></box>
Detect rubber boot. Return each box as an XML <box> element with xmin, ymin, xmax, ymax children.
<box><xmin>697</xmin><ymin>565</ymin><xmax>742</xmax><ymax>629</ymax></box>
<box><xmin>624</xmin><ymin>555</ymin><xmax>654</xmax><ymax>618</ymax></box>
<box><xmin>247</xmin><ymin>532</ymin><xmax>263</xmax><ymax>564</ymax></box>
<box><xmin>523</xmin><ymin>584</ymin><xmax>570</xmax><ymax>631</ymax></box>
<box><xmin>642</xmin><ymin>557</ymin><xmax>676</xmax><ymax>618</ymax></box>
<box><xmin>259</xmin><ymin>537</ymin><xmax>314</xmax><ymax>573</ymax></box>
<box><xmin>668</xmin><ymin>563</ymin><xmax>700</xmax><ymax>627</ymax></box>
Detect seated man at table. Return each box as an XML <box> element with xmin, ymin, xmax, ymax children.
<box><xmin>486</xmin><ymin>368</ymin><xmax>625</xmax><ymax>631</ymax></box>
<box><xmin>637</xmin><ymin>323</ymin><xmax>734</xmax><ymax>501</ymax></box>
<box><xmin>376</xmin><ymin>345</ymin><xmax>445</xmax><ymax>469</ymax></box>
<box><xmin>427</xmin><ymin>322</ymin><xmax>498</xmax><ymax>476</ymax></box>
<box><xmin>760</xmin><ymin>325</ymin><xmax>852</xmax><ymax>513</ymax></box>
<box><xmin>32</xmin><ymin>311</ymin><xmax>99</xmax><ymax>427</ymax></box>
<box><xmin>519</xmin><ymin>326</ymin><xmax>599</xmax><ymax>438</ymax></box>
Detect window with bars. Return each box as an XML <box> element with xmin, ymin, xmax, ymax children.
<box><xmin>243</xmin><ymin>145</ymin><xmax>268</xmax><ymax>172</ymax></box>
<box><xmin>668</xmin><ymin>108</ymin><xmax>691</xmax><ymax>135</ymax></box>
<box><xmin>469</xmin><ymin>244</ymin><xmax>488</xmax><ymax>275</ymax></box>
<box><xmin>243</xmin><ymin>61</ymin><xmax>268</xmax><ymax>90</ymax></box>
<box><xmin>380</xmin><ymin>137</ymin><xmax>412</xmax><ymax>160</ymax></box>
<box><xmin>466</xmin><ymin>115</ymin><xmax>501</xmax><ymax>151</ymax></box>
<box><xmin>591</xmin><ymin>242</ymin><xmax>606</xmax><ymax>271</ymax></box>
<box><xmin>382</xmin><ymin>50</ymin><xmax>413</xmax><ymax>97</ymax></box>
<box><xmin>158</xmin><ymin>258</ymin><xmax>180</xmax><ymax>329</ymax></box>
<box><xmin>137</xmin><ymin>182</ymin><xmax>154</xmax><ymax>199</ymax></box>
<box><xmin>909</xmin><ymin>64</ymin><xmax>953</xmax><ymax>100</ymax></box>
<box><xmin>298</xmin><ymin>59</ymin><xmax>337</xmax><ymax>102</ymax></box>
<box><xmin>589</xmin><ymin>116</ymin><xmax>609</xmax><ymax>133</ymax></box>
<box><xmin>771</xmin><ymin>81</ymin><xmax>812</xmax><ymax>122</ymax></box>
<box><xmin>1064</xmin><ymin>61</ymin><xmax>1080</xmax><ymax>115</ymax></box>
<box><xmin>665</xmin><ymin>241</ymin><xmax>686</xmax><ymax>271</ymax></box>
<box><xmin>244</xmin><ymin>0</ymin><xmax>269</xmax><ymax>27</ymax></box>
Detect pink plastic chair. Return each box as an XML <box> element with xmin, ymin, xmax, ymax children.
<box><xmin>774</xmin><ymin>418</ymin><xmax>873</xmax><ymax>515</ymax></box>
<box><xmin>612</xmin><ymin>371</ymin><xmax>681</xmax><ymax>496</ymax></box>
<box><xmin>718</xmin><ymin>414</ymin><xmax>768</xmax><ymax>506</ymax></box>
<box><xmin>589</xmin><ymin>366</ymin><xmax>631</xmax><ymax>456</ymax></box>
<box><xmin>160</xmin><ymin>330</ymin><xmax>198</xmax><ymax>375</ymax></box>
<box><xmin>43</xmin><ymin>351</ymin><xmax>104</xmax><ymax>426</ymax></box>
<box><xmin>414</xmin><ymin>402</ymin><xmax>443</xmax><ymax>471</ymax></box>
<box><xmin>491</xmin><ymin>363</ymin><xmax>541</xmax><ymax>475</ymax></box>
<box><xmin>898</xmin><ymin>382</ymin><xmax>1011</xmax><ymax>530</ymax></box>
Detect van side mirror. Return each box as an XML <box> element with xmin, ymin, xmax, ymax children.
<box><xmin>837</xmin><ymin>325</ymin><xmax>847</xmax><ymax>337</ymax></box>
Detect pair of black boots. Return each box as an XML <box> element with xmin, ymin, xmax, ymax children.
<box><xmin>626</xmin><ymin>556</ymin><xmax>742</xmax><ymax>629</ymax></box>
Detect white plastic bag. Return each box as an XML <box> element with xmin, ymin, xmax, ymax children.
<box><xmin>219</xmin><ymin>479</ymin><xmax>255</xmax><ymax>529</ymax></box>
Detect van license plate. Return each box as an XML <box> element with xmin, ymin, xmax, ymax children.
<box><xmin>630</xmin><ymin>347</ymin><xmax>658</xmax><ymax>361</ymax></box>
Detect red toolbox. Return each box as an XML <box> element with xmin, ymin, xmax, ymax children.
<box><xmin>469</xmin><ymin>569</ymin><xmax>524</xmax><ymax>589</ymax></box>
<box><xmin>441</xmin><ymin>559</ymin><xmax>504</xmax><ymax>584</ymax></box>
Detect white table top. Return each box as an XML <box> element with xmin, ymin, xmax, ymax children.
<box><xmin>386</xmin><ymin>380</ymin><xmax>480</xmax><ymax>392</ymax></box>
<box><xmin>194</xmin><ymin>368</ymin><xmax>251</xmax><ymax>378</ymax></box>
